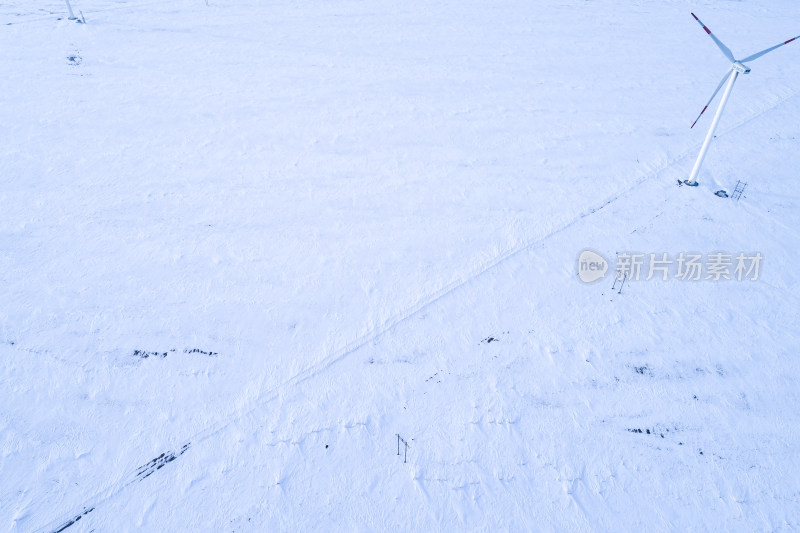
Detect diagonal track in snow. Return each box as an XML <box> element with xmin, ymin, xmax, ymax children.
<box><xmin>35</xmin><ymin>88</ymin><xmax>800</xmax><ymax>533</ymax></box>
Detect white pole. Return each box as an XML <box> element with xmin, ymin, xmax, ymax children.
<box><xmin>685</xmin><ymin>69</ymin><xmax>739</xmax><ymax>186</ymax></box>
<box><xmin>65</xmin><ymin>0</ymin><xmax>77</xmax><ymax>20</ymax></box>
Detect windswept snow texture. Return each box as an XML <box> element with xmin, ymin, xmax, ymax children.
<box><xmin>3</xmin><ymin>0</ymin><xmax>800</xmax><ymax>530</ymax></box>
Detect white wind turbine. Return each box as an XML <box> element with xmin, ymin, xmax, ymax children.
<box><xmin>684</xmin><ymin>13</ymin><xmax>799</xmax><ymax>187</ymax></box>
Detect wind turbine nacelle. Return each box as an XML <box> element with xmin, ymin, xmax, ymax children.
<box><xmin>732</xmin><ymin>62</ymin><xmax>751</xmax><ymax>74</ymax></box>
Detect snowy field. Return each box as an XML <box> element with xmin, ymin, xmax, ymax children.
<box><xmin>2</xmin><ymin>0</ymin><xmax>800</xmax><ymax>530</ymax></box>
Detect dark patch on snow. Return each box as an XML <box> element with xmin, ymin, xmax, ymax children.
<box><xmin>185</xmin><ymin>348</ymin><xmax>218</xmax><ymax>356</ymax></box>
<box><xmin>134</xmin><ymin>348</ymin><xmax>217</xmax><ymax>359</ymax></box>
<box><xmin>627</xmin><ymin>428</ymin><xmax>656</xmax><ymax>435</ymax></box>
<box><xmin>135</xmin><ymin>443</ymin><xmax>190</xmax><ymax>482</ymax></box>
<box><xmin>67</xmin><ymin>54</ymin><xmax>82</xmax><ymax>66</ymax></box>
<box><xmin>480</xmin><ymin>331</ymin><xmax>508</xmax><ymax>345</ymax></box>
<box><xmin>133</xmin><ymin>349</ymin><xmax>172</xmax><ymax>359</ymax></box>
<box><xmin>633</xmin><ymin>364</ymin><xmax>652</xmax><ymax>376</ymax></box>
<box><xmin>51</xmin><ymin>507</ymin><xmax>94</xmax><ymax>533</ymax></box>
<box><xmin>627</xmin><ymin>426</ymin><xmax>675</xmax><ymax>439</ymax></box>
<box><xmin>425</xmin><ymin>372</ymin><xmax>441</xmax><ymax>383</ymax></box>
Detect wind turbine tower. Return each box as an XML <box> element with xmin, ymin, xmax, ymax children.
<box><xmin>685</xmin><ymin>13</ymin><xmax>799</xmax><ymax>187</ymax></box>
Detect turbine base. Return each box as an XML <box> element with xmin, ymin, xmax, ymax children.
<box><xmin>683</xmin><ymin>180</ymin><xmax>699</xmax><ymax>187</ymax></box>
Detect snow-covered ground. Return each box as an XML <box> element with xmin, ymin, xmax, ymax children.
<box><xmin>2</xmin><ymin>0</ymin><xmax>800</xmax><ymax>530</ymax></box>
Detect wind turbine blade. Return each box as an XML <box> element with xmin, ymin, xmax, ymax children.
<box><xmin>691</xmin><ymin>69</ymin><xmax>733</xmax><ymax>129</ymax></box>
<box><xmin>740</xmin><ymin>35</ymin><xmax>800</xmax><ymax>63</ymax></box>
<box><xmin>691</xmin><ymin>13</ymin><xmax>736</xmax><ymax>62</ymax></box>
